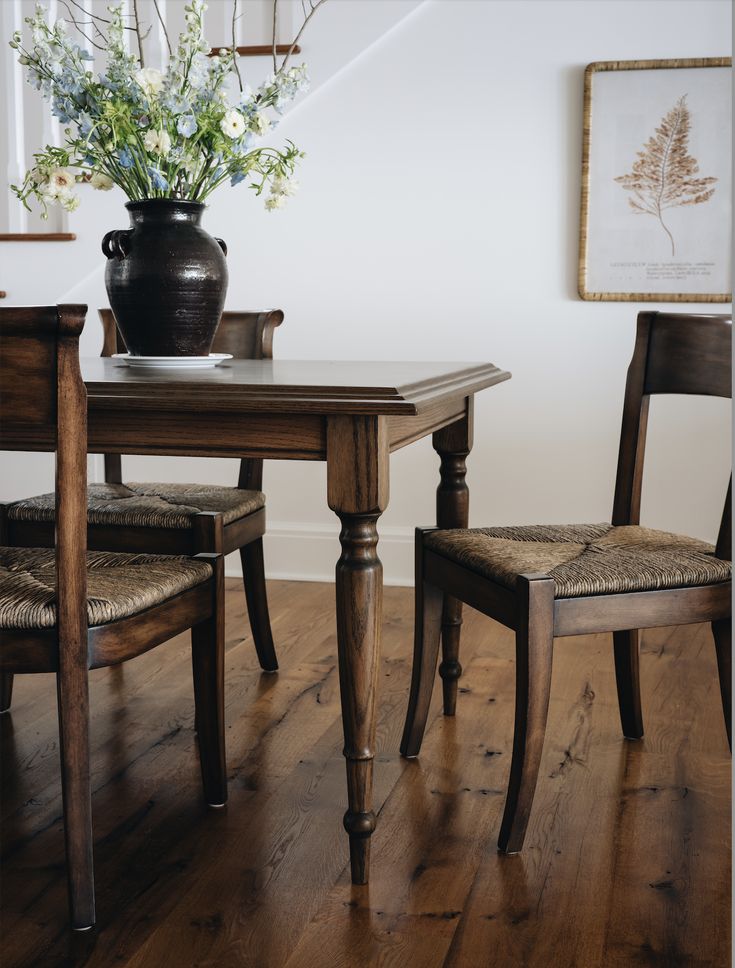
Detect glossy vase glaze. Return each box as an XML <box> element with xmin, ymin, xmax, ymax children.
<box><xmin>102</xmin><ymin>199</ymin><xmax>228</xmax><ymax>356</ymax></box>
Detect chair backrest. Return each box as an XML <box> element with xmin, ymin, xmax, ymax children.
<box><xmin>612</xmin><ymin>310</ymin><xmax>732</xmax><ymax>558</ymax></box>
<box><xmin>0</xmin><ymin>304</ymin><xmax>88</xmax><ymax>640</ymax></box>
<box><xmin>98</xmin><ymin>308</ymin><xmax>284</xmax><ymax>488</ymax></box>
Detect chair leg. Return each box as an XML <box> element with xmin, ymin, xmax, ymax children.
<box><xmin>400</xmin><ymin>576</ymin><xmax>444</xmax><ymax>758</ymax></box>
<box><xmin>192</xmin><ymin>563</ymin><xmax>227</xmax><ymax>807</ymax></box>
<box><xmin>439</xmin><ymin>597</ymin><xmax>463</xmax><ymax>716</ymax></box>
<box><xmin>240</xmin><ymin>539</ymin><xmax>278</xmax><ymax>673</ymax></box>
<box><xmin>56</xmin><ymin>666</ymin><xmax>95</xmax><ymax>930</ymax></box>
<box><xmin>1</xmin><ymin>673</ymin><xmax>14</xmax><ymax>713</ymax></box>
<box><xmin>712</xmin><ymin>618</ymin><xmax>731</xmax><ymax>750</ymax></box>
<box><xmin>498</xmin><ymin>575</ymin><xmax>555</xmax><ymax>855</ymax></box>
<box><xmin>613</xmin><ymin>629</ymin><xmax>644</xmax><ymax>740</ymax></box>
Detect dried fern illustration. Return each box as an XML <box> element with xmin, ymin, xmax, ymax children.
<box><xmin>615</xmin><ymin>95</ymin><xmax>717</xmax><ymax>256</ymax></box>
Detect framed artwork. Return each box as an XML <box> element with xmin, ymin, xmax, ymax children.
<box><xmin>578</xmin><ymin>58</ymin><xmax>732</xmax><ymax>302</ymax></box>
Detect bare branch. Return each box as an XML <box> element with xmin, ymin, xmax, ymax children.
<box><xmin>231</xmin><ymin>0</ymin><xmax>243</xmax><ymax>91</ymax></box>
<box><xmin>152</xmin><ymin>0</ymin><xmax>172</xmax><ymax>57</ymax></box>
<box><xmin>132</xmin><ymin>0</ymin><xmax>145</xmax><ymax>66</ymax></box>
<box><xmin>65</xmin><ymin>0</ymin><xmax>111</xmax><ymax>24</ymax></box>
<box><xmin>280</xmin><ymin>0</ymin><xmax>327</xmax><ymax>73</ymax></box>
<box><xmin>272</xmin><ymin>0</ymin><xmax>278</xmax><ymax>73</ymax></box>
<box><xmin>58</xmin><ymin>0</ymin><xmax>108</xmax><ymax>50</ymax></box>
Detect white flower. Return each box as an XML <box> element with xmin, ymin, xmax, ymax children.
<box><xmin>251</xmin><ymin>111</ymin><xmax>271</xmax><ymax>136</ymax></box>
<box><xmin>264</xmin><ymin>193</ymin><xmax>287</xmax><ymax>211</ymax></box>
<box><xmin>90</xmin><ymin>171</ymin><xmax>114</xmax><ymax>191</ymax></box>
<box><xmin>220</xmin><ymin>109</ymin><xmax>246</xmax><ymax>139</ymax></box>
<box><xmin>143</xmin><ymin>129</ymin><xmax>172</xmax><ymax>156</ymax></box>
<box><xmin>264</xmin><ymin>173</ymin><xmax>298</xmax><ymax>211</ymax></box>
<box><xmin>134</xmin><ymin>67</ymin><xmax>164</xmax><ymax>97</ymax></box>
<box><xmin>61</xmin><ymin>193</ymin><xmax>80</xmax><ymax>212</ymax></box>
<box><xmin>39</xmin><ymin>168</ymin><xmax>79</xmax><ymax>211</ymax></box>
<box><xmin>42</xmin><ymin>168</ymin><xmax>75</xmax><ymax>197</ymax></box>
<box><xmin>271</xmin><ymin>175</ymin><xmax>298</xmax><ymax>198</ymax></box>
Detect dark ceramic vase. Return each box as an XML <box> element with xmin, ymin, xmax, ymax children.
<box><xmin>101</xmin><ymin>199</ymin><xmax>228</xmax><ymax>356</ymax></box>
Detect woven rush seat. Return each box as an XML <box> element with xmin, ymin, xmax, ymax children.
<box><xmin>0</xmin><ymin>547</ymin><xmax>213</xmax><ymax>630</ymax></box>
<box><xmin>425</xmin><ymin>523</ymin><xmax>732</xmax><ymax>599</ymax></box>
<box><xmin>7</xmin><ymin>482</ymin><xmax>265</xmax><ymax>530</ymax></box>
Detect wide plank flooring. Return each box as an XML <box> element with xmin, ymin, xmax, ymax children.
<box><xmin>0</xmin><ymin>579</ymin><xmax>730</xmax><ymax>967</ymax></box>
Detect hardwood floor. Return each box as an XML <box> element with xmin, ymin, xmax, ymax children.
<box><xmin>1</xmin><ymin>579</ymin><xmax>730</xmax><ymax>967</ymax></box>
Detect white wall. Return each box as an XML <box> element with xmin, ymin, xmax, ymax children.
<box><xmin>1</xmin><ymin>0</ymin><xmax>731</xmax><ymax>584</ymax></box>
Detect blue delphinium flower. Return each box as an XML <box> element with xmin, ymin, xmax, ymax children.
<box><xmin>230</xmin><ymin>170</ymin><xmax>247</xmax><ymax>186</ymax></box>
<box><xmin>58</xmin><ymin>70</ymin><xmax>83</xmax><ymax>96</ymax></box>
<box><xmin>231</xmin><ymin>133</ymin><xmax>254</xmax><ymax>155</ymax></box>
<box><xmin>177</xmin><ymin>114</ymin><xmax>197</xmax><ymax>138</ymax></box>
<box><xmin>52</xmin><ymin>95</ymin><xmax>80</xmax><ymax>123</ymax></box>
<box><xmin>118</xmin><ymin>146</ymin><xmax>134</xmax><ymax>168</ymax></box>
<box><xmin>162</xmin><ymin>92</ymin><xmax>191</xmax><ymax>116</ymax></box>
<box><xmin>77</xmin><ymin>112</ymin><xmax>94</xmax><ymax>137</ymax></box>
<box><xmin>98</xmin><ymin>74</ymin><xmax>117</xmax><ymax>92</ymax></box>
<box><xmin>148</xmin><ymin>167</ymin><xmax>169</xmax><ymax>191</ymax></box>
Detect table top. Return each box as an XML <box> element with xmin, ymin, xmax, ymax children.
<box><xmin>81</xmin><ymin>358</ymin><xmax>511</xmax><ymax>415</ymax></box>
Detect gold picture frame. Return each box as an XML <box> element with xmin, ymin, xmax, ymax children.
<box><xmin>578</xmin><ymin>57</ymin><xmax>731</xmax><ymax>302</ymax></box>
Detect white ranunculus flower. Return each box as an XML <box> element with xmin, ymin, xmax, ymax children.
<box><xmin>143</xmin><ymin>129</ymin><xmax>172</xmax><ymax>156</ymax></box>
<box><xmin>251</xmin><ymin>111</ymin><xmax>271</xmax><ymax>136</ymax></box>
<box><xmin>39</xmin><ymin>168</ymin><xmax>79</xmax><ymax>211</ymax></box>
<box><xmin>90</xmin><ymin>171</ymin><xmax>114</xmax><ymax>191</ymax></box>
<box><xmin>220</xmin><ymin>109</ymin><xmax>246</xmax><ymax>139</ymax></box>
<box><xmin>134</xmin><ymin>67</ymin><xmax>164</xmax><ymax>97</ymax></box>
<box><xmin>42</xmin><ymin>168</ymin><xmax>75</xmax><ymax>197</ymax></box>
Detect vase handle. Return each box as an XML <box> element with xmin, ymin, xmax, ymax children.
<box><xmin>215</xmin><ymin>237</ymin><xmax>228</xmax><ymax>256</ymax></box>
<box><xmin>102</xmin><ymin>229</ymin><xmax>131</xmax><ymax>260</ymax></box>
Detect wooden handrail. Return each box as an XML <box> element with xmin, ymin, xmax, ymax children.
<box><xmin>0</xmin><ymin>233</ymin><xmax>77</xmax><ymax>241</ymax></box>
<box><xmin>207</xmin><ymin>44</ymin><xmax>300</xmax><ymax>57</ymax></box>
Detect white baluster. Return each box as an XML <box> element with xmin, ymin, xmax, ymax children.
<box><xmin>41</xmin><ymin>0</ymin><xmax>61</xmax><ymax>151</ymax></box>
<box><xmin>2</xmin><ymin>0</ymin><xmax>28</xmax><ymax>231</ymax></box>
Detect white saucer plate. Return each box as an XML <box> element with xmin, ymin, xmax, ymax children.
<box><xmin>113</xmin><ymin>353</ymin><xmax>233</xmax><ymax>369</ymax></box>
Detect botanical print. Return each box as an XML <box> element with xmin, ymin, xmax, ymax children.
<box><xmin>579</xmin><ymin>59</ymin><xmax>731</xmax><ymax>302</ymax></box>
<box><xmin>614</xmin><ymin>95</ymin><xmax>717</xmax><ymax>257</ymax></box>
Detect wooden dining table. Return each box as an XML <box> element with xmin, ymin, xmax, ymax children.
<box><xmin>80</xmin><ymin>356</ymin><xmax>511</xmax><ymax>884</ymax></box>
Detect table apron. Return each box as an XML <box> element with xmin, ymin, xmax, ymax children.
<box><xmin>86</xmin><ymin>397</ymin><xmax>471</xmax><ymax>460</ymax></box>
<box><xmin>87</xmin><ymin>409</ymin><xmax>328</xmax><ymax>460</ymax></box>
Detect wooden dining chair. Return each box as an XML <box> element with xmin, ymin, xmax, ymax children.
<box><xmin>0</xmin><ymin>309</ymin><xmax>282</xmax><ymax>713</ymax></box>
<box><xmin>0</xmin><ymin>305</ymin><xmax>226</xmax><ymax>930</ymax></box>
<box><xmin>400</xmin><ymin>311</ymin><xmax>732</xmax><ymax>855</ymax></box>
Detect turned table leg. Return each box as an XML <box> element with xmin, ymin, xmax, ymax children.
<box><xmin>432</xmin><ymin>400</ymin><xmax>473</xmax><ymax>715</ymax></box>
<box><xmin>327</xmin><ymin>415</ymin><xmax>389</xmax><ymax>885</ymax></box>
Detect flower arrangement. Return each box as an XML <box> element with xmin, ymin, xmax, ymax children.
<box><xmin>9</xmin><ymin>0</ymin><xmax>319</xmax><ymax>217</ymax></box>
